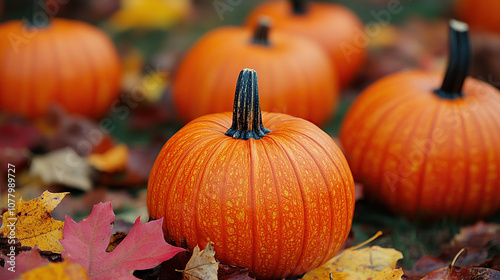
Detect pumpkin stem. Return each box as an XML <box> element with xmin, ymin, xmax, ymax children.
<box><xmin>225</xmin><ymin>69</ymin><xmax>270</xmax><ymax>140</ymax></box>
<box><xmin>434</xmin><ymin>19</ymin><xmax>471</xmax><ymax>99</ymax></box>
<box><xmin>252</xmin><ymin>17</ymin><xmax>272</xmax><ymax>46</ymax></box>
<box><xmin>27</xmin><ymin>0</ymin><xmax>51</xmax><ymax>27</ymax></box>
<box><xmin>290</xmin><ymin>0</ymin><xmax>308</xmax><ymax>14</ymax></box>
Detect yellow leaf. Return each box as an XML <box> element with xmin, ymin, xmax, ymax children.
<box><xmin>21</xmin><ymin>260</ymin><xmax>89</xmax><ymax>280</ymax></box>
<box><xmin>374</xmin><ymin>267</ymin><xmax>404</xmax><ymax>280</ymax></box>
<box><xmin>110</xmin><ymin>0</ymin><xmax>192</xmax><ymax>30</ymax></box>
<box><xmin>87</xmin><ymin>144</ymin><xmax>129</xmax><ymax>173</ymax></box>
<box><xmin>0</xmin><ymin>191</ymin><xmax>68</xmax><ymax>253</ymax></box>
<box><xmin>182</xmin><ymin>242</ymin><xmax>218</xmax><ymax>280</ymax></box>
<box><xmin>302</xmin><ymin>232</ymin><xmax>403</xmax><ymax>280</ymax></box>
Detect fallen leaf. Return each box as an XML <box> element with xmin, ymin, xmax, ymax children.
<box><xmin>302</xmin><ymin>232</ymin><xmax>403</xmax><ymax>280</ymax></box>
<box><xmin>0</xmin><ymin>191</ymin><xmax>67</xmax><ymax>253</ymax></box>
<box><xmin>373</xmin><ymin>267</ymin><xmax>404</xmax><ymax>280</ymax></box>
<box><xmin>20</xmin><ymin>259</ymin><xmax>89</xmax><ymax>280</ymax></box>
<box><xmin>106</xmin><ymin>232</ymin><xmax>127</xmax><ymax>252</ymax></box>
<box><xmin>421</xmin><ymin>266</ymin><xmax>500</xmax><ymax>279</ymax></box>
<box><xmin>0</xmin><ymin>249</ymin><xmax>49</xmax><ymax>280</ymax></box>
<box><xmin>61</xmin><ymin>201</ymin><xmax>184</xmax><ymax>280</ymax></box>
<box><xmin>218</xmin><ymin>264</ymin><xmax>255</xmax><ymax>280</ymax></box>
<box><xmin>182</xmin><ymin>242</ymin><xmax>218</xmax><ymax>280</ymax></box>
<box><xmin>87</xmin><ymin>144</ymin><xmax>129</xmax><ymax>173</ymax></box>
<box><xmin>441</xmin><ymin>221</ymin><xmax>500</xmax><ymax>266</ymax></box>
<box><xmin>30</xmin><ymin>148</ymin><xmax>94</xmax><ymax>191</ymax></box>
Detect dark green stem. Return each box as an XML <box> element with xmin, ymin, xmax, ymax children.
<box><xmin>290</xmin><ymin>0</ymin><xmax>308</xmax><ymax>14</ymax></box>
<box><xmin>27</xmin><ymin>0</ymin><xmax>50</xmax><ymax>28</ymax></box>
<box><xmin>251</xmin><ymin>17</ymin><xmax>271</xmax><ymax>46</ymax></box>
<box><xmin>434</xmin><ymin>19</ymin><xmax>471</xmax><ymax>99</ymax></box>
<box><xmin>225</xmin><ymin>69</ymin><xmax>270</xmax><ymax>140</ymax></box>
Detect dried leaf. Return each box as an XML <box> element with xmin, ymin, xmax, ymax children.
<box><xmin>218</xmin><ymin>264</ymin><xmax>255</xmax><ymax>280</ymax></box>
<box><xmin>30</xmin><ymin>148</ymin><xmax>94</xmax><ymax>191</ymax></box>
<box><xmin>0</xmin><ymin>249</ymin><xmax>49</xmax><ymax>280</ymax></box>
<box><xmin>61</xmin><ymin>201</ymin><xmax>184</xmax><ymax>280</ymax></box>
<box><xmin>421</xmin><ymin>266</ymin><xmax>500</xmax><ymax>279</ymax></box>
<box><xmin>374</xmin><ymin>267</ymin><xmax>404</xmax><ymax>280</ymax></box>
<box><xmin>0</xmin><ymin>191</ymin><xmax>67</xmax><ymax>253</ymax></box>
<box><xmin>20</xmin><ymin>260</ymin><xmax>89</xmax><ymax>280</ymax></box>
<box><xmin>302</xmin><ymin>233</ymin><xmax>403</xmax><ymax>280</ymax></box>
<box><xmin>87</xmin><ymin>144</ymin><xmax>129</xmax><ymax>173</ymax></box>
<box><xmin>404</xmin><ymin>255</ymin><xmax>446</xmax><ymax>280</ymax></box>
<box><xmin>182</xmin><ymin>242</ymin><xmax>218</xmax><ymax>280</ymax></box>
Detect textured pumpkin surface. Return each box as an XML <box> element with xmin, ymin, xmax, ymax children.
<box><xmin>340</xmin><ymin>70</ymin><xmax>500</xmax><ymax>220</ymax></box>
<box><xmin>0</xmin><ymin>19</ymin><xmax>121</xmax><ymax>118</ymax></box>
<box><xmin>148</xmin><ymin>112</ymin><xmax>354</xmax><ymax>279</ymax></box>
<box><xmin>456</xmin><ymin>0</ymin><xmax>500</xmax><ymax>34</ymax></box>
<box><xmin>246</xmin><ymin>0</ymin><xmax>366</xmax><ymax>88</ymax></box>
<box><xmin>173</xmin><ymin>26</ymin><xmax>338</xmax><ymax>126</ymax></box>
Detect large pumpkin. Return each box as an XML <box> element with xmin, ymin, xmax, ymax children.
<box><xmin>0</xmin><ymin>1</ymin><xmax>121</xmax><ymax>118</ymax></box>
<box><xmin>340</xmin><ymin>20</ymin><xmax>500</xmax><ymax>220</ymax></box>
<box><xmin>246</xmin><ymin>0</ymin><xmax>366</xmax><ymax>88</ymax></box>
<box><xmin>173</xmin><ymin>18</ymin><xmax>338</xmax><ymax>126</ymax></box>
<box><xmin>149</xmin><ymin>69</ymin><xmax>354</xmax><ymax>279</ymax></box>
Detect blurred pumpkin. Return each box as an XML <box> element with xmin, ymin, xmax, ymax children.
<box><xmin>0</xmin><ymin>1</ymin><xmax>121</xmax><ymax>119</ymax></box>
<box><xmin>246</xmin><ymin>0</ymin><xmax>366</xmax><ymax>88</ymax></box>
<box><xmin>340</xmin><ymin>20</ymin><xmax>500</xmax><ymax>220</ymax></box>
<box><xmin>149</xmin><ymin>68</ymin><xmax>355</xmax><ymax>279</ymax></box>
<box><xmin>456</xmin><ymin>0</ymin><xmax>500</xmax><ymax>34</ymax></box>
<box><xmin>173</xmin><ymin>18</ymin><xmax>339</xmax><ymax>126</ymax></box>
<box><xmin>110</xmin><ymin>0</ymin><xmax>192</xmax><ymax>30</ymax></box>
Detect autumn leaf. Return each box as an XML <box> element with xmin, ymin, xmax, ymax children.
<box><xmin>0</xmin><ymin>191</ymin><xmax>68</xmax><ymax>253</ymax></box>
<box><xmin>181</xmin><ymin>242</ymin><xmax>218</xmax><ymax>280</ymax></box>
<box><xmin>61</xmin><ymin>201</ymin><xmax>184</xmax><ymax>280</ymax></box>
<box><xmin>218</xmin><ymin>264</ymin><xmax>255</xmax><ymax>280</ymax></box>
<box><xmin>30</xmin><ymin>148</ymin><xmax>94</xmax><ymax>191</ymax></box>
<box><xmin>0</xmin><ymin>249</ymin><xmax>49</xmax><ymax>280</ymax></box>
<box><xmin>20</xmin><ymin>260</ymin><xmax>89</xmax><ymax>280</ymax></box>
<box><xmin>87</xmin><ymin>144</ymin><xmax>129</xmax><ymax>173</ymax></box>
<box><xmin>302</xmin><ymin>232</ymin><xmax>403</xmax><ymax>280</ymax></box>
<box><xmin>421</xmin><ymin>266</ymin><xmax>500</xmax><ymax>279</ymax></box>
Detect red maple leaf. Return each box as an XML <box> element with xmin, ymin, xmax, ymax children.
<box><xmin>60</xmin><ymin>202</ymin><xmax>184</xmax><ymax>280</ymax></box>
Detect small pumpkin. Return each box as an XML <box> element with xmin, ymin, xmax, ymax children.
<box><xmin>340</xmin><ymin>20</ymin><xmax>500</xmax><ymax>220</ymax></box>
<box><xmin>0</xmin><ymin>0</ymin><xmax>121</xmax><ymax>118</ymax></box>
<box><xmin>246</xmin><ymin>0</ymin><xmax>366</xmax><ymax>88</ymax></box>
<box><xmin>173</xmin><ymin>18</ymin><xmax>339</xmax><ymax>126</ymax></box>
<box><xmin>149</xmin><ymin>68</ymin><xmax>354</xmax><ymax>279</ymax></box>
<box><xmin>456</xmin><ymin>0</ymin><xmax>500</xmax><ymax>34</ymax></box>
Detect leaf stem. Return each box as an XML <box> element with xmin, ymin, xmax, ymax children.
<box><xmin>434</xmin><ymin>19</ymin><xmax>471</xmax><ymax>99</ymax></box>
<box><xmin>225</xmin><ymin>69</ymin><xmax>270</xmax><ymax>140</ymax></box>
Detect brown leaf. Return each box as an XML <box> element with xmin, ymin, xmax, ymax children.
<box><xmin>182</xmin><ymin>242</ymin><xmax>218</xmax><ymax>280</ymax></box>
<box><xmin>404</xmin><ymin>255</ymin><xmax>446</xmax><ymax>280</ymax></box>
<box><xmin>218</xmin><ymin>264</ymin><xmax>255</xmax><ymax>280</ymax></box>
<box><xmin>421</xmin><ymin>266</ymin><xmax>500</xmax><ymax>280</ymax></box>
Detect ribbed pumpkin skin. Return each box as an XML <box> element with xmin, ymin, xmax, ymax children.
<box><xmin>0</xmin><ymin>19</ymin><xmax>121</xmax><ymax>118</ymax></box>
<box><xmin>173</xmin><ymin>27</ymin><xmax>338</xmax><ymax>126</ymax></box>
<box><xmin>246</xmin><ymin>0</ymin><xmax>366</xmax><ymax>88</ymax></box>
<box><xmin>456</xmin><ymin>0</ymin><xmax>500</xmax><ymax>34</ymax></box>
<box><xmin>148</xmin><ymin>112</ymin><xmax>354</xmax><ymax>280</ymax></box>
<box><xmin>340</xmin><ymin>70</ymin><xmax>500</xmax><ymax>220</ymax></box>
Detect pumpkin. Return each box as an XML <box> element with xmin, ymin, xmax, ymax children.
<box><xmin>0</xmin><ymin>0</ymin><xmax>121</xmax><ymax>118</ymax></box>
<box><xmin>246</xmin><ymin>0</ymin><xmax>366</xmax><ymax>88</ymax></box>
<box><xmin>456</xmin><ymin>0</ymin><xmax>500</xmax><ymax>34</ymax></box>
<box><xmin>340</xmin><ymin>20</ymin><xmax>500</xmax><ymax>220</ymax></box>
<box><xmin>149</xmin><ymin>68</ymin><xmax>354</xmax><ymax>279</ymax></box>
<box><xmin>173</xmin><ymin>18</ymin><xmax>339</xmax><ymax>126</ymax></box>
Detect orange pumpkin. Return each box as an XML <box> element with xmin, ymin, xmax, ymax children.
<box><xmin>340</xmin><ymin>20</ymin><xmax>500</xmax><ymax>220</ymax></box>
<box><xmin>149</xmin><ymin>69</ymin><xmax>354</xmax><ymax>279</ymax></box>
<box><xmin>173</xmin><ymin>18</ymin><xmax>338</xmax><ymax>126</ymax></box>
<box><xmin>456</xmin><ymin>0</ymin><xmax>500</xmax><ymax>34</ymax></box>
<box><xmin>246</xmin><ymin>0</ymin><xmax>366</xmax><ymax>88</ymax></box>
<box><xmin>0</xmin><ymin>1</ymin><xmax>121</xmax><ymax>118</ymax></box>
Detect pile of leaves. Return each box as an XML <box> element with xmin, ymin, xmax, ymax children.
<box><xmin>1</xmin><ymin>191</ymin><xmax>499</xmax><ymax>279</ymax></box>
